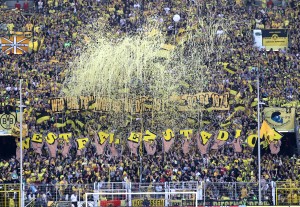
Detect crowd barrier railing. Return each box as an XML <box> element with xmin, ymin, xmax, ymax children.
<box><xmin>0</xmin><ymin>183</ymin><xmax>20</xmax><ymax>207</ymax></box>
<box><xmin>6</xmin><ymin>181</ymin><xmax>298</xmax><ymax>206</ymax></box>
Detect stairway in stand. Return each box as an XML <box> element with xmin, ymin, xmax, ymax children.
<box><xmin>2</xmin><ymin>0</ymin><xmax>34</xmax><ymax>9</ymax></box>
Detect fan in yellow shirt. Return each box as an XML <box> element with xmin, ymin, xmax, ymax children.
<box><xmin>292</xmin><ymin>191</ymin><xmax>298</xmax><ymax>205</ymax></box>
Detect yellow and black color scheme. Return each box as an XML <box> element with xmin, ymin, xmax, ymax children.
<box><xmin>276</xmin><ymin>181</ymin><xmax>300</xmax><ymax>206</ymax></box>
<box><xmin>0</xmin><ymin>184</ymin><xmax>20</xmax><ymax>207</ymax></box>
<box><xmin>262</xmin><ymin>29</ymin><xmax>288</xmax><ymax>51</ymax></box>
<box><xmin>0</xmin><ymin>35</ymin><xmax>30</xmax><ymax>55</ymax></box>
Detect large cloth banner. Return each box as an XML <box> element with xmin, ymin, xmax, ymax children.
<box><xmin>18</xmin><ymin>121</ymin><xmax>283</xmax><ymax>159</ymax></box>
<box><xmin>263</xmin><ymin>107</ymin><xmax>295</xmax><ymax>132</ymax></box>
<box><xmin>0</xmin><ymin>35</ymin><xmax>30</xmax><ymax>54</ymax></box>
<box><xmin>50</xmin><ymin>92</ymin><xmax>230</xmax><ymax>113</ymax></box>
<box><xmin>262</xmin><ymin>29</ymin><xmax>288</xmax><ymax>51</ymax></box>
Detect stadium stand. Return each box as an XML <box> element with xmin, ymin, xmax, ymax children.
<box><xmin>0</xmin><ymin>0</ymin><xmax>300</xmax><ymax>206</ymax></box>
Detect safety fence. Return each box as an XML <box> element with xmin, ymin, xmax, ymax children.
<box><xmin>0</xmin><ymin>181</ymin><xmax>299</xmax><ymax>206</ymax></box>
<box><xmin>0</xmin><ymin>183</ymin><xmax>20</xmax><ymax>207</ymax></box>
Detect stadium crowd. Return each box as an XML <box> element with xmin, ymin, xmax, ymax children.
<box><xmin>0</xmin><ymin>0</ymin><xmax>300</xmax><ymax>205</ymax></box>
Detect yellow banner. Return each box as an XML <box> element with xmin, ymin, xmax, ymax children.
<box><xmin>131</xmin><ymin>199</ymin><xmax>164</xmax><ymax>207</ymax></box>
<box><xmin>263</xmin><ymin>107</ymin><xmax>295</xmax><ymax>132</ymax></box>
<box><xmin>262</xmin><ymin>29</ymin><xmax>288</xmax><ymax>51</ymax></box>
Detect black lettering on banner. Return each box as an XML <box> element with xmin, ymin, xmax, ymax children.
<box><xmin>50</xmin><ymin>92</ymin><xmax>230</xmax><ymax>113</ymax></box>
<box><xmin>31</xmin><ymin>134</ymin><xmax>43</xmax><ymax>143</ymax></box>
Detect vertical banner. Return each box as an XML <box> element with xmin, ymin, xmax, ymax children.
<box><xmin>253</xmin><ymin>29</ymin><xmax>264</xmax><ymax>50</ymax></box>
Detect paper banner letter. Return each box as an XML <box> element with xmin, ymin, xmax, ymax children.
<box><xmin>200</xmin><ymin>131</ymin><xmax>212</xmax><ymax>145</ymax></box>
<box><xmin>235</xmin><ymin>129</ymin><xmax>241</xmax><ymax>138</ymax></box>
<box><xmin>196</xmin><ymin>133</ymin><xmax>210</xmax><ymax>155</ymax></box>
<box><xmin>163</xmin><ymin>129</ymin><xmax>174</xmax><ymax>141</ymax></box>
<box><xmin>180</xmin><ymin>129</ymin><xmax>193</xmax><ymax>139</ymax></box>
<box><xmin>247</xmin><ymin>134</ymin><xmax>257</xmax><ymax>148</ymax></box>
<box><xmin>46</xmin><ymin>132</ymin><xmax>58</xmax><ymax>145</ymax></box>
<box><xmin>109</xmin><ymin>134</ymin><xmax>115</xmax><ymax>144</ymax></box>
<box><xmin>93</xmin><ymin>130</ymin><xmax>107</xmax><ymax>155</ymax></box>
<box><xmin>16</xmin><ymin>138</ymin><xmax>29</xmax><ymax>160</ymax></box>
<box><xmin>163</xmin><ymin>129</ymin><xmax>175</xmax><ymax>153</ymax></box>
<box><xmin>20</xmin><ymin>137</ymin><xmax>30</xmax><ymax>149</ymax></box>
<box><xmin>127</xmin><ymin>132</ymin><xmax>141</xmax><ymax>155</ymax></box>
<box><xmin>98</xmin><ymin>131</ymin><xmax>110</xmax><ymax>145</ymax></box>
<box><xmin>128</xmin><ymin>132</ymin><xmax>141</xmax><ymax>143</ymax></box>
<box><xmin>31</xmin><ymin>134</ymin><xmax>43</xmax><ymax>143</ymax></box>
<box><xmin>76</xmin><ymin>138</ymin><xmax>89</xmax><ymax>150</ymax></box>
<box><xmin>216</xmin><ymin>130</ymin><xmax>229</xmax><ymax>141</ymax></box>
<box><xmin>59</xmin><ymin>133</ymin><xmax>72</xmax><ymax>143</ymax></box>
<box><xmin>143</xmin><ymin>130</ymin><xmax>157</xmax><ymax>142</ymax></box>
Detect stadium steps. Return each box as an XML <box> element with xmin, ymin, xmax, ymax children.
<box><xmin>2</xmin><ymin>0</ymin><xmax>34</xmax><ymax>9</ymax></box>
<box><xmin>295</xmin><ymin>119</ymin><xmax>300</xmax><ymax>155</ymax></box>
<box><xmin>254</xmin><ymin>0</ymin><xmax>284</xmax><ymax>7</ymax></box>
<box><xmin>47</xmin><ymin>201</ymin><xmax>72</xmax><ymax>207</ymax></box>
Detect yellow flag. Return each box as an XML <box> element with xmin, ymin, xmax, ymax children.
<box><xmin>260</xmin><ymin>120</ymin><xmax>282</xmax><ymax>142</ymax></box>
<box><xmin>36</xmin><ymin>116</ymin><xmax>50</xmax><ymax>124</ymax></box>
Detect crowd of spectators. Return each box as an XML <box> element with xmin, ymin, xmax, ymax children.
<box><xmin>0</xmin><ymin>0</ymin><xmax>300</xmax><ymax>205</ymax></box>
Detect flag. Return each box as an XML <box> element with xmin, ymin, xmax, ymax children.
<box><xmin>36</xmin><ymin>115</ymin><xmax>50</xmax><ymax>124</ymax></box>
<box><xmin>260</xmin><ymin>120</ymin><xmax>283</xmax><ymax>142</ymax></box>
<box><xmin>30</xmin><ymin>36</ymin><xmax>45</xmax><ymax>52</ymax></box>
<box><xmin>253</xmin><ymin>120</ymin><xmax>283</xmax><ymax>156</ymax></box>
<box><xmin>0</xmin><ymin>35</ymin><xmax>29</xmax><ymax>54</ymax></box>
<box><xmin>11</xmin><ymin>123</ymin><xmax>28</xmax><ymax>137</ymax></box>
